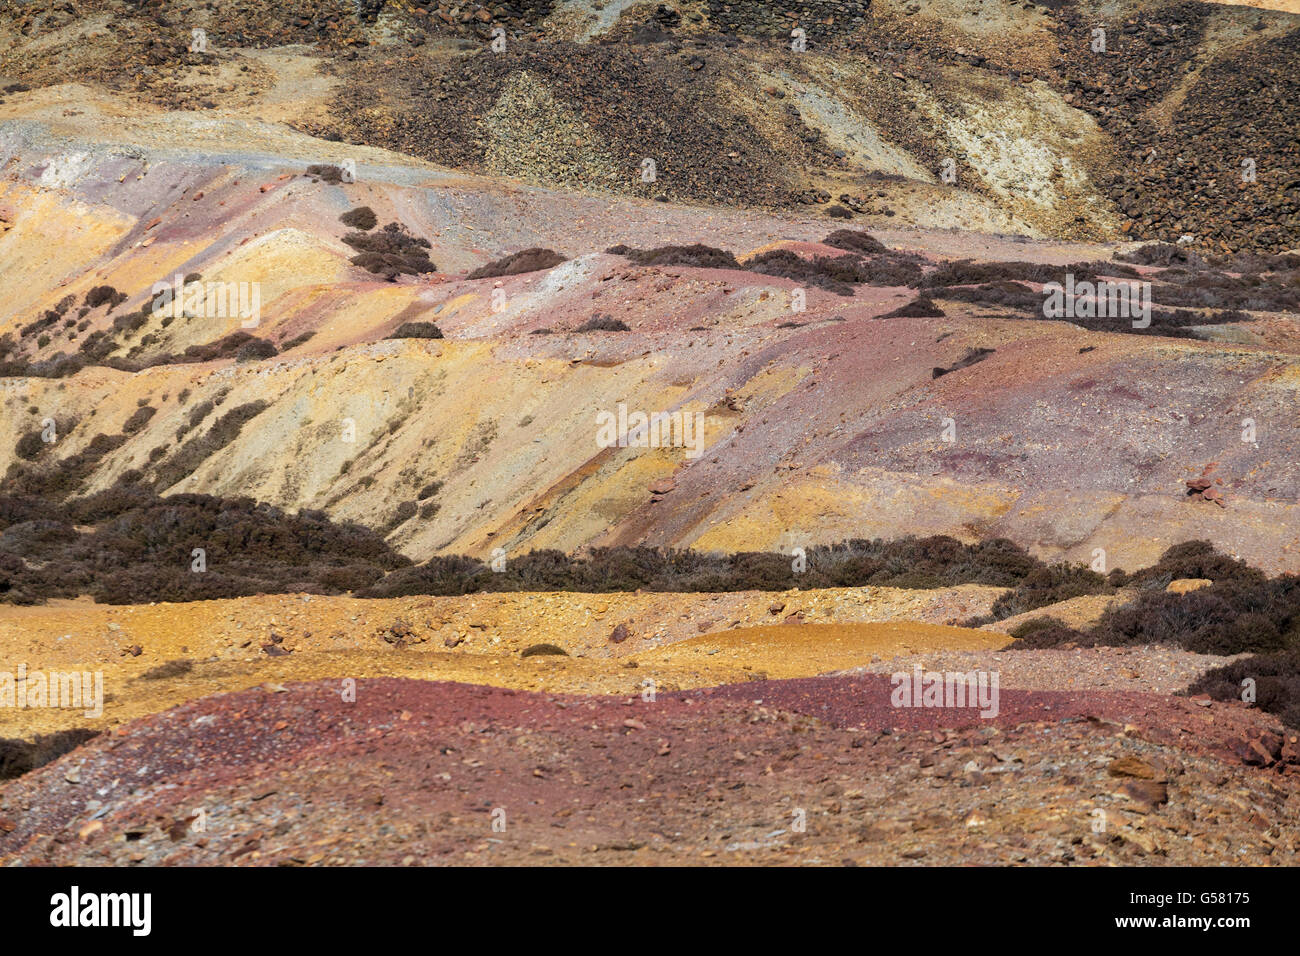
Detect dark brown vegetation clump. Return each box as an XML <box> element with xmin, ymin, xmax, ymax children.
<box><xmin>0</xmin><ymin>489</ymin><xmax>410</xmax><ymax>605</ymax></box>
<box><xmin>358</xmin><ymin>536</ymin><xmax>1074</xmax><ymax>598</ymax></box>
<box><xmin>467</xmin><ymin>248</ymin><xmax>567</xmax><ymax>279</ymax></box>
<box><xmin>140</xmin><ymin>659</ymin><xmax>194</xmax><ymax>680</ymax></box>
<box><xmin>306</xmin><ymin>163</ymin><xmax>346</xmax><ymax>184</ymax></box>
<box><xmin>881</xmin><ymin>296</ymin><xmax>945</xmax><ymax>318</ymax></box>
<box><xmin>0</xmin><ymin>729</ymin><xmax>97</xmax><ymax>781</ymax></box>
<box><xmin>83</xmin><ymin>285</ymin><xmax>127</xmax><ymax>310</ymax></box>
<box><xmin>343</xmin><ymin>223</ymin><xmax>436</xmax><ymax>279</ymax></box>
<box><xmin>993</xmin><ymin>544</ymin><xmax>1300</xmax><ymax>732</ymax></box>
<box><xmin>339</xmin><ymin>205</ymin><xmax>377</xmax><ymax>230</ymax></box>
<box><xmin>121</xmin><ymin>405</ymin><xmax>156</xmax><ymax>434</ymax></box>
<box><xmin>937</xmin><ymin>278</ymin><xmax>1267</xmax><ymax>338</ymax></box>
<box><xmin>1004</xmin><ymin>542</ymin><xmax>1296</xmax><ymax>656</ymax></box>
<box><xmin>823</xmin><ymin>229</ymin><xmax>887</xmax><ymax>255</ymax></box>
<box><xmin>386</xmin><ymin>321</ymin><xmax>443</xmax><ymax>339</ymax></box>
<box><xmin>745</xmin><ymin>249</ymin><xmax>865</xmax><ymax>295</ymax></box>
<box><xmin>920</xmin><ymin>259</ymin><xmax>1140</xmax><ymax>289</ymax></box>
<box><xmin>1188</xmin><ymin>649</ymin><xmax>1300</xmax><ymax>730</ymax></box>
<box><xmin>520</xmin><ymin>643</ymin><xmax>568</xmax><ymax>658</ymax></box>
<box><xmin>151</xmin><ymin>401</ymin><xmax>270</xmax><ymax>491</ymax></box>
<box><xmin>932</xmin><ymin>347</ymin><xmax>994</xmax><ymax>379</ymax></box>
<box><xmin>162</xmin><ymin>330</ymin><xmax>262</xmax><ymax>365</ymax></box>
<box><xmin>575</xmin><ymin>315</ymin><xmax>630</xmax><ymax>332</ymax></box>
<box><xmin>4</xmin><ymin>432</ymin><xmax>129</xmax><ymax>500</ymax></box>
<box><xmin>606</xmin><ymin>240</ymin><xmax>925</xmax><ymax>292</ymax></box>
<box><xmin>608</xmin><ymin>244</ymin><xmax>740</xmax><ymax>269</ymax></box>
<box><xmin>281</xmin><ymin>330</ymin><xmax>316</xmax><ymax>350</ymax></box>
<box><xmin>1116</xmin><ymin>243</ymin><xmax>1198</xmax><ymax>268</ymax></box>
<box><xmin>234</xmin><ymin>338</ymin><xmax>278</xmax><ymax>362</ymax></box>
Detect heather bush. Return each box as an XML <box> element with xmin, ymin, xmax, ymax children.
<box><xmin>823</xmin><ymin>229</ymin><xmax>887</xmax><ymax>255</ymax></box>
<box><xmin>0</xmin><ymin>490</ymin><xmax>411</xmax><ymax>605</ymax></box>
<box><xmin>575</xmin><ymin>315</ymin><xmax>630</xmax><ymax>332</ymax></box>
<box><xmin>608</xmin><ymin>244</ymin><xmax>740</xmax><ymax>269</ymax></box>
<box><xmin>152</xmin><ymin>401</ymin><xmax>269</xmax><ymax>491</ymax></box>
<box><xmin>306</xmin><ymin>163</ymin><xmax>346</xmax><ymax>184</ymax></box>
<box><xmin>359</xmin><ymin>536</ymin><xmax>1067</xmax><ymax>599</ymax></box>
<box><xmin>0</xmin><ymin>729</ymin><xmax>98</xmax><ymax>780</ymax></box>
<box><xmin>387</xmin><ymin>321</ymin><xmax>443</xmax><ymax>339</ymax></box>
<box><xmin>343</xmin><ymin>223</ymin><xmax>436</xmax><ymax>279</ymax></box>
<box><xmin>140</xmin><ymin>659</ymin><xmax>193</xmax><ymax>680</ymax></box>
<box><xmin>121</xmin><ymin>405</ymin><xmax>156</xmax><ymax>435</ymax></box>
<box><xmin>234</xmin><ymin>338</ymin><xmax>278</xmax><ymax>362</ymax></box>
<box><xmin>1187</xmin><ymin>648</ymin><xmax>1300</xmax><ymax>729</ymax></box>
<box><xmin>339</xmin><ymin>205</ymin><xmax>377</xmax><ymax>230</ymax></box>
<box><xmin>467</xmin><ymin>248</ymin><xmax>566</xmax><ymax>279</ymax></box>
<box><xmin>881</xmin><ymin>296</ymin><xmax>945</xmax><ymax>318</ymax></box>
<box><xmin>1005</xmin><ymin>544</ymin><xmax>1300</xmax><ymax>658</ymax></box>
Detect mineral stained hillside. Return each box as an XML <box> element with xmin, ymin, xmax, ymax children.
<box><xmin>0</xmin><ymin>0</ymin><xmax>1299</xmax><ymax>867</ymax></box>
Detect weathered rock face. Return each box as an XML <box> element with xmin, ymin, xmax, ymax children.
<box><xmin>3</xmin><ymin>1</ymin><xmax>1297</xmax><ymax>249</ymax></box>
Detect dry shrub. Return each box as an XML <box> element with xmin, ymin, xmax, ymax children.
<box><xmin>387</xmin><ymin>321</ymin><xmax>443</xmax><ymax>339</ymax></box>
<box><xmin>339</xmin><ymin>206</ymin><xmax>378</xmax><ymax>230</ymax></box>
<box><xmin>575</xmin><ymin>315</ymin><xmax>630</xmax><ymax>332</ymax></box>
<box><xmin>881</xmin><ymin>296</ymin><xmax>945</xmax><ymax>318</ymax></box>
<box><xmin>343</xmin><ymin>223</ymin><xmax>436</xmax><ymax>279</ymax></box>
<box><xmin>0</xmin><ymin>729</ymin><xmax>98</xmax><ymax>780</ymax></box>
<box><xmin>467</xmin><ymin>248</ymin><xmax>566</xmax><ymax>279</ymax></box>
<box><xmin>823</xmin><ymin>229</ymin><xmax>887</xmax><ymax>254</ymax></box>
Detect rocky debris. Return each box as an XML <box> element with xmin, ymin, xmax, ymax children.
<box><xmin>1117</xmin><ymin>779</ymin><xmax>1169</xmax><ymax>808</ymax></box>
<box><xmin>328</xmin><ymin>42</ymin><xmax>799</xmax><ymax>208</ymax></box>
<box><xmin>1186</xmin><ymin>463</ymin><xmax>1228</xmax><ymax>507</ymax></box>
<box><xmin>1053</xmin><ymin>6</ymin><xmax>1300</xmax><ymax>253</ymax></box>
<box><xmin>856</xmin><ymin>644</ymin><xmax>1240</xmax><ymax>697</ymax></box>
<box><xmin>382</xmin><ymin>618</ymin><xmax>417</xmax><ymax>645</ymax></box>
<box><xmin>1228</xmin><ymin>729</ymin><xmax>1293</xmax><ymax>768</ymax></box>
<box><xmin>1186</xmin><ymin>477</ymin><xmax>1227</xmax><ymax>507</ymax></box>
<box><xmin>2</xmin><ymin>1</ymin><xmax>1295</xmax><ymax>250</ymax></box>
<box><xmin>1108</xmin><ymin>755</ymin><xmax>1160</xmax><ymax>779</ymax></box>
<box><xmin>609</xmin><ymin>622</ymin><xmax>632</xmax><ymax>644</ymax></box>
<box><xmin>3</xmin><ymin>676</ymin><xmax>1298</xmax><ymax>867</ymax></box>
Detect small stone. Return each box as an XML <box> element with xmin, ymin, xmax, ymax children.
<box><xmin>1108</xmin><ymin>756</ymin><xmax>1159</xmax><ymax>779</ymax></box>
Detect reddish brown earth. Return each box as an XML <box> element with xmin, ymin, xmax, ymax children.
<box><xmin>3</xmin><ymin>676</ymin><xmax>1296</xmax><ymax>866</ymax></box>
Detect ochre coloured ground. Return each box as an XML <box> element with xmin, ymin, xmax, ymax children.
<box><xmin>638</xmin><ymin>621</ymin><xmax>1007</xmax><ymax>677</ymax></box>
<box><xmin>0</xmin><ymin>586</ymin><xmax>1005</xmax><ymax>738</ymax></box>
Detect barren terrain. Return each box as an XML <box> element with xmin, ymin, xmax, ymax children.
<box><xmin>0</xmin><ymin>0</ymin><xmax>1298</xmax><ymax>869</ymax></box>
